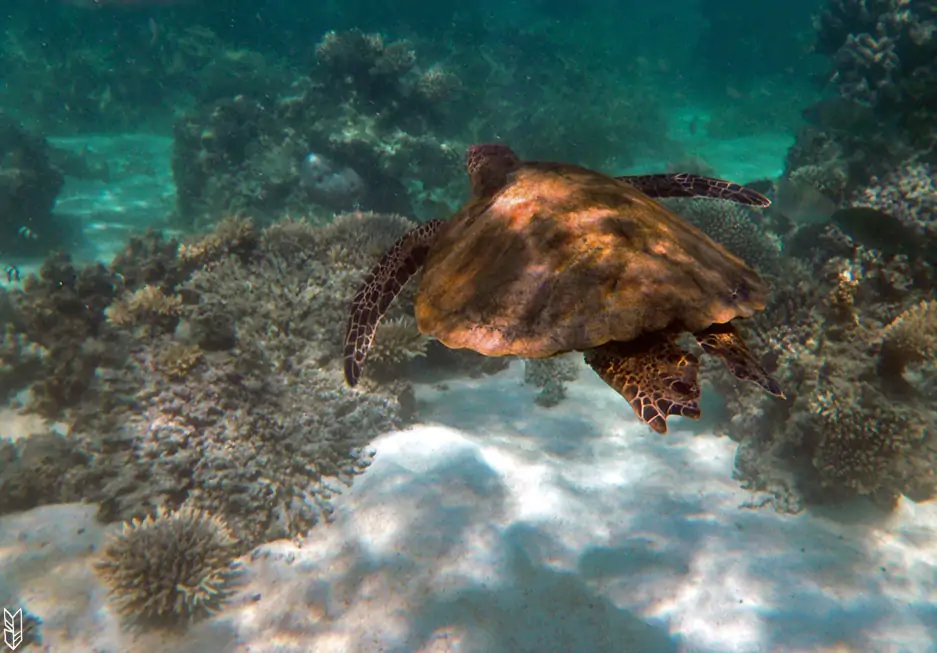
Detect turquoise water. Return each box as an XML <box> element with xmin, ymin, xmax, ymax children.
<box><xmin>1</xmin><ymin>1</ymin><xmax>936</xmax><ymax>652</ymax></box>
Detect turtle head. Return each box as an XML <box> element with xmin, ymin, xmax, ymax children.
<box><xmin>466</xmin><ymin>143</ymin><xmax>520</xmax><ymax>198</ymax></box>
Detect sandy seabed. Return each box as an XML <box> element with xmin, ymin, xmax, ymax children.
<box><xmin>2</xmin><ymin>359</ymin><xmax>936</xmax><ymax>653</ymax></box>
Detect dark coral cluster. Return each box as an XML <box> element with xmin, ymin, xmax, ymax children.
<box><xmin>719</xmin><ymin>229</ymin><xmax>937</xmax><ymax>511</ymax></box>
<box><xmin>789</xmin><ymin>0</ymin><xmax>937</xmax><ymax>199</ymax></box>
<box><xmin>729</xmin><ymin>3</ymin><xmax>937</xmax><ymax>510</ymax></box>
<box><xmin>0</xmin><ymin>116</ymin><xmax>65</xmax><ymax>256</ymax></box>
<box><xmin>0</xmin><ymin>213</ymin><xmax>428</xmax><ymax>551</ymax></box>
<box><xmin>172</xmin><ymin>29</ymin><xmax>467</xmax><ymax>228</ymax></box>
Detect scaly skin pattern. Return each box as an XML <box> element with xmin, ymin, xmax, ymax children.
<box><xmin>619</xmin><ymin>173</ymin><xmax>772</xmax><ymax>208</ymax></box>
<box><xmin>342</xmin><ymin>219</ymin><xmax>444</xmax><ymax>386</ymax></box>
<box><xmin>585</xmin><ymin>336</ymin><xmax>702</xmax><ymax>435</ymax></box>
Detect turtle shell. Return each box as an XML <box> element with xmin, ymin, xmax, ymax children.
<box><xmin>414</xmin><ymin>161</ymin><xmax>769</xmax><ymax>358</ymax></box>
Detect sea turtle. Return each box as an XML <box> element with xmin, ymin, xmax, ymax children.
<box><xmin>343</xmin><ymin>143</ymin><xmax>784</xmax><ymax>433</ymax></box>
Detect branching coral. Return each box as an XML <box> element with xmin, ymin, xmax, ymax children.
<box><xmin>852</xmin><ymin>160</ymin><xmax>937</xmax><ymax>237</ymax></box>
<box><xmin>879</xmin><ymin>300</ymin><xmax>937</xmax><ymax>377</ymax></box>
<box><xmin>0</xmin><ymin>431</ymin><xmax>87</xmax><ymax>516</ymax></box>
<box><xmin>154</xmin><ymin>342</ymin><xmax>204</xmax><ymax>381</ymax></box>
<box><xmin>94</xmin><ymin>505</ymin><xmax>242</xmax><ymax>625</ymax></box>
<box><xmin>26</xmin><ymin>212</ymin><xmax>416</xmax><ymax>548</ymax></box>
<box><xmin>177</xmin><ymin>216</ymin><xmax>260</xmax><ymax>269</ymax></box>
<box><xmin>719</xmin><ymin>219</ymin><xmax>937</xmax><ymax>510</ymax></box>
<box><xmin>106</xmin><ymin>284</ymin><xmax>183</xmax><ymax>335</ymax></box>
<box><xmin>10</xmin><ymin>252</ymin><xmax>119</xmax><ymax>416</ymax></box>
<box><xmin>793</xmin><ymin>0</ymin><xmax>937</xmax><ymax>193</ymax></box>
<box><xmin>366</xmin><ymin>316</ymin><xmax>429</xmax><ymax>380</ymax></box>
<box><xmin>524</xmin><ymin>355</ymin><xmax>580</xmax><ymax>408</ymax></box>
<box><xmin>315</xmin><ymin>29</ymin><xmax>416</xmax><ymax>84</ymax></box>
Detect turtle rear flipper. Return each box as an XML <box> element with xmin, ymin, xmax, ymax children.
<box><xmin>695</xmin><ymin>322</ymin><xmax>785</xmax><ymax>397</ymax></box>
<box><xmin>343</xmin><ymin>219</ymin><xmax>444</xmax><ymax>387</ymax></box>
<box><xmin>619</xmin><ymin>173</ymin><xmax>771</xmax><ymax>208</ymax></box>
<box><xmin>585</xmin><ymin>337</ymin><xmax>702</xmax><ymax>434</ymax></box>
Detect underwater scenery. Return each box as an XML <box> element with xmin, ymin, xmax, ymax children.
<box><xmin>1</xmin><ymin>0</ymin><xmax>936</xmax><ymax>650</ymax></box>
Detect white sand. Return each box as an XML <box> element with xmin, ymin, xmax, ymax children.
<box><xmin>2</xmin><ymin>360</ymin><xmax>937</xmax><ymax>652</ymax></box>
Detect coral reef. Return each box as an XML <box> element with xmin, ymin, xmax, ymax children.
<box><xmin>878</xmin><ymin>300</ymin><xmax>937</xmax><ymax>379</ymax></box>
<box><xmin>851</xmin><ymin>160</ymin><xmax>937</xmax><ymax>237</ymax></box>
<box><xmin>0</xmin><ymin>213</ymin><xmax>422</xmax><ymax>551</ymax></box>
<box><xmin>365</xmin><ymin>316</ymin><xmax>429</xmax><ymax>382</ymax></box>
<box><xmin>720</xmin><ymin>228</ymin><xmax>937</xmax><ymax>510</ymax></box>
<box><xmin>0</xmin><ymin>115</ymin><xmax>65</xmax><ymax>256</ymax></box>
<box><xmin>94</xmin><ymin>506</ymin><xmax>242</xmax><ymax>625</ymax></box>
<box><xmin>790</xmin><ymin>0</ymin><xmax>937</xmax><ymax>193</ymax></box>
<box><xmin>171</xmin><ymin>23</ymin><xmax>673</xmax><ymax>229</ymax></box>
<box><xmin>171</xmin><ymin>29</ymin><xmax>467</xmax><ymax>227</ymax></box>
<box><xmin>0</xmin><ymin>431</ymin><xmax>88</xmax><ymax>515</ymax></box>
<box><xmin>664</xmin><ymin>199</ymin><xmax>781</xmax><ymax>274</ymax></box>
<box><xmin>524</xmin><ymin>355</ymin><xmax>580</xmax><ymax>408</ymax></box>
<box><xmin>106</xmin><ymin>285</ymin><xmax>183</xmax><ymax>335</ymax></box>
<box><xmin>8</xmin><ymin>252</ymin><xmax>120</xmax><ymax>416</ymax></box>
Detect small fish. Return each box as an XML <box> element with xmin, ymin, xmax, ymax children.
<box><xmin>830</xmin><ymin>207</ymin><xmax>924</xmax><ymax>259</ymax></box>
<box><xmin>4</xmin><ymin>265</ymin><xmax>20</xmax><ymax>283</ymax></box>
<box><xmin>17</xmin><ymin>226</ymin><xmax>38</xmax><ymax>240</ymax></box>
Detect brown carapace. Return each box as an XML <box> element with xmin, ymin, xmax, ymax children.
<box><xmin>342</xmin><ymin>143</ymin><xmax>783</xmax><ymax>433</ymax></box>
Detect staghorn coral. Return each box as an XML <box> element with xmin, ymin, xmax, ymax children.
<box><xmin>94</xmin><ymin>505</ymin><xmax>242</xmax><ymax>626</ymax></box>
<box><xmin>30</xmin><ymin>213</ymin><xmax>414</xmax><ymax>548</ymax></box>
<box><xmin>808</xmin><ymin>379</ymin><xmax>925</xmax><ymax>499</ymax></box>
<box><xmin>95</xmin><ymin>340</ymin><xmax>397</xmax><ymax>546</ymax></box>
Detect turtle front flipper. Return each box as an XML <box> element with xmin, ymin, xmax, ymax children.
<box><xmin>343</xmin><ymin>219</ymin><xmax>444</xmax><ymax>387</ymax></box>
<box><xmin>694</xmin><ymin>322</ymin><xmax>785</xmax><ymax>398</ymax></box>
<box><xmin>618</xmin><ymin>173</ymin><xmax>771</xmax><ymax>208</ymax></box>
<box><xmin>584</xmin><ymin>337</ymin><xmax>701</xmax><ymax>434</ymax></box>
